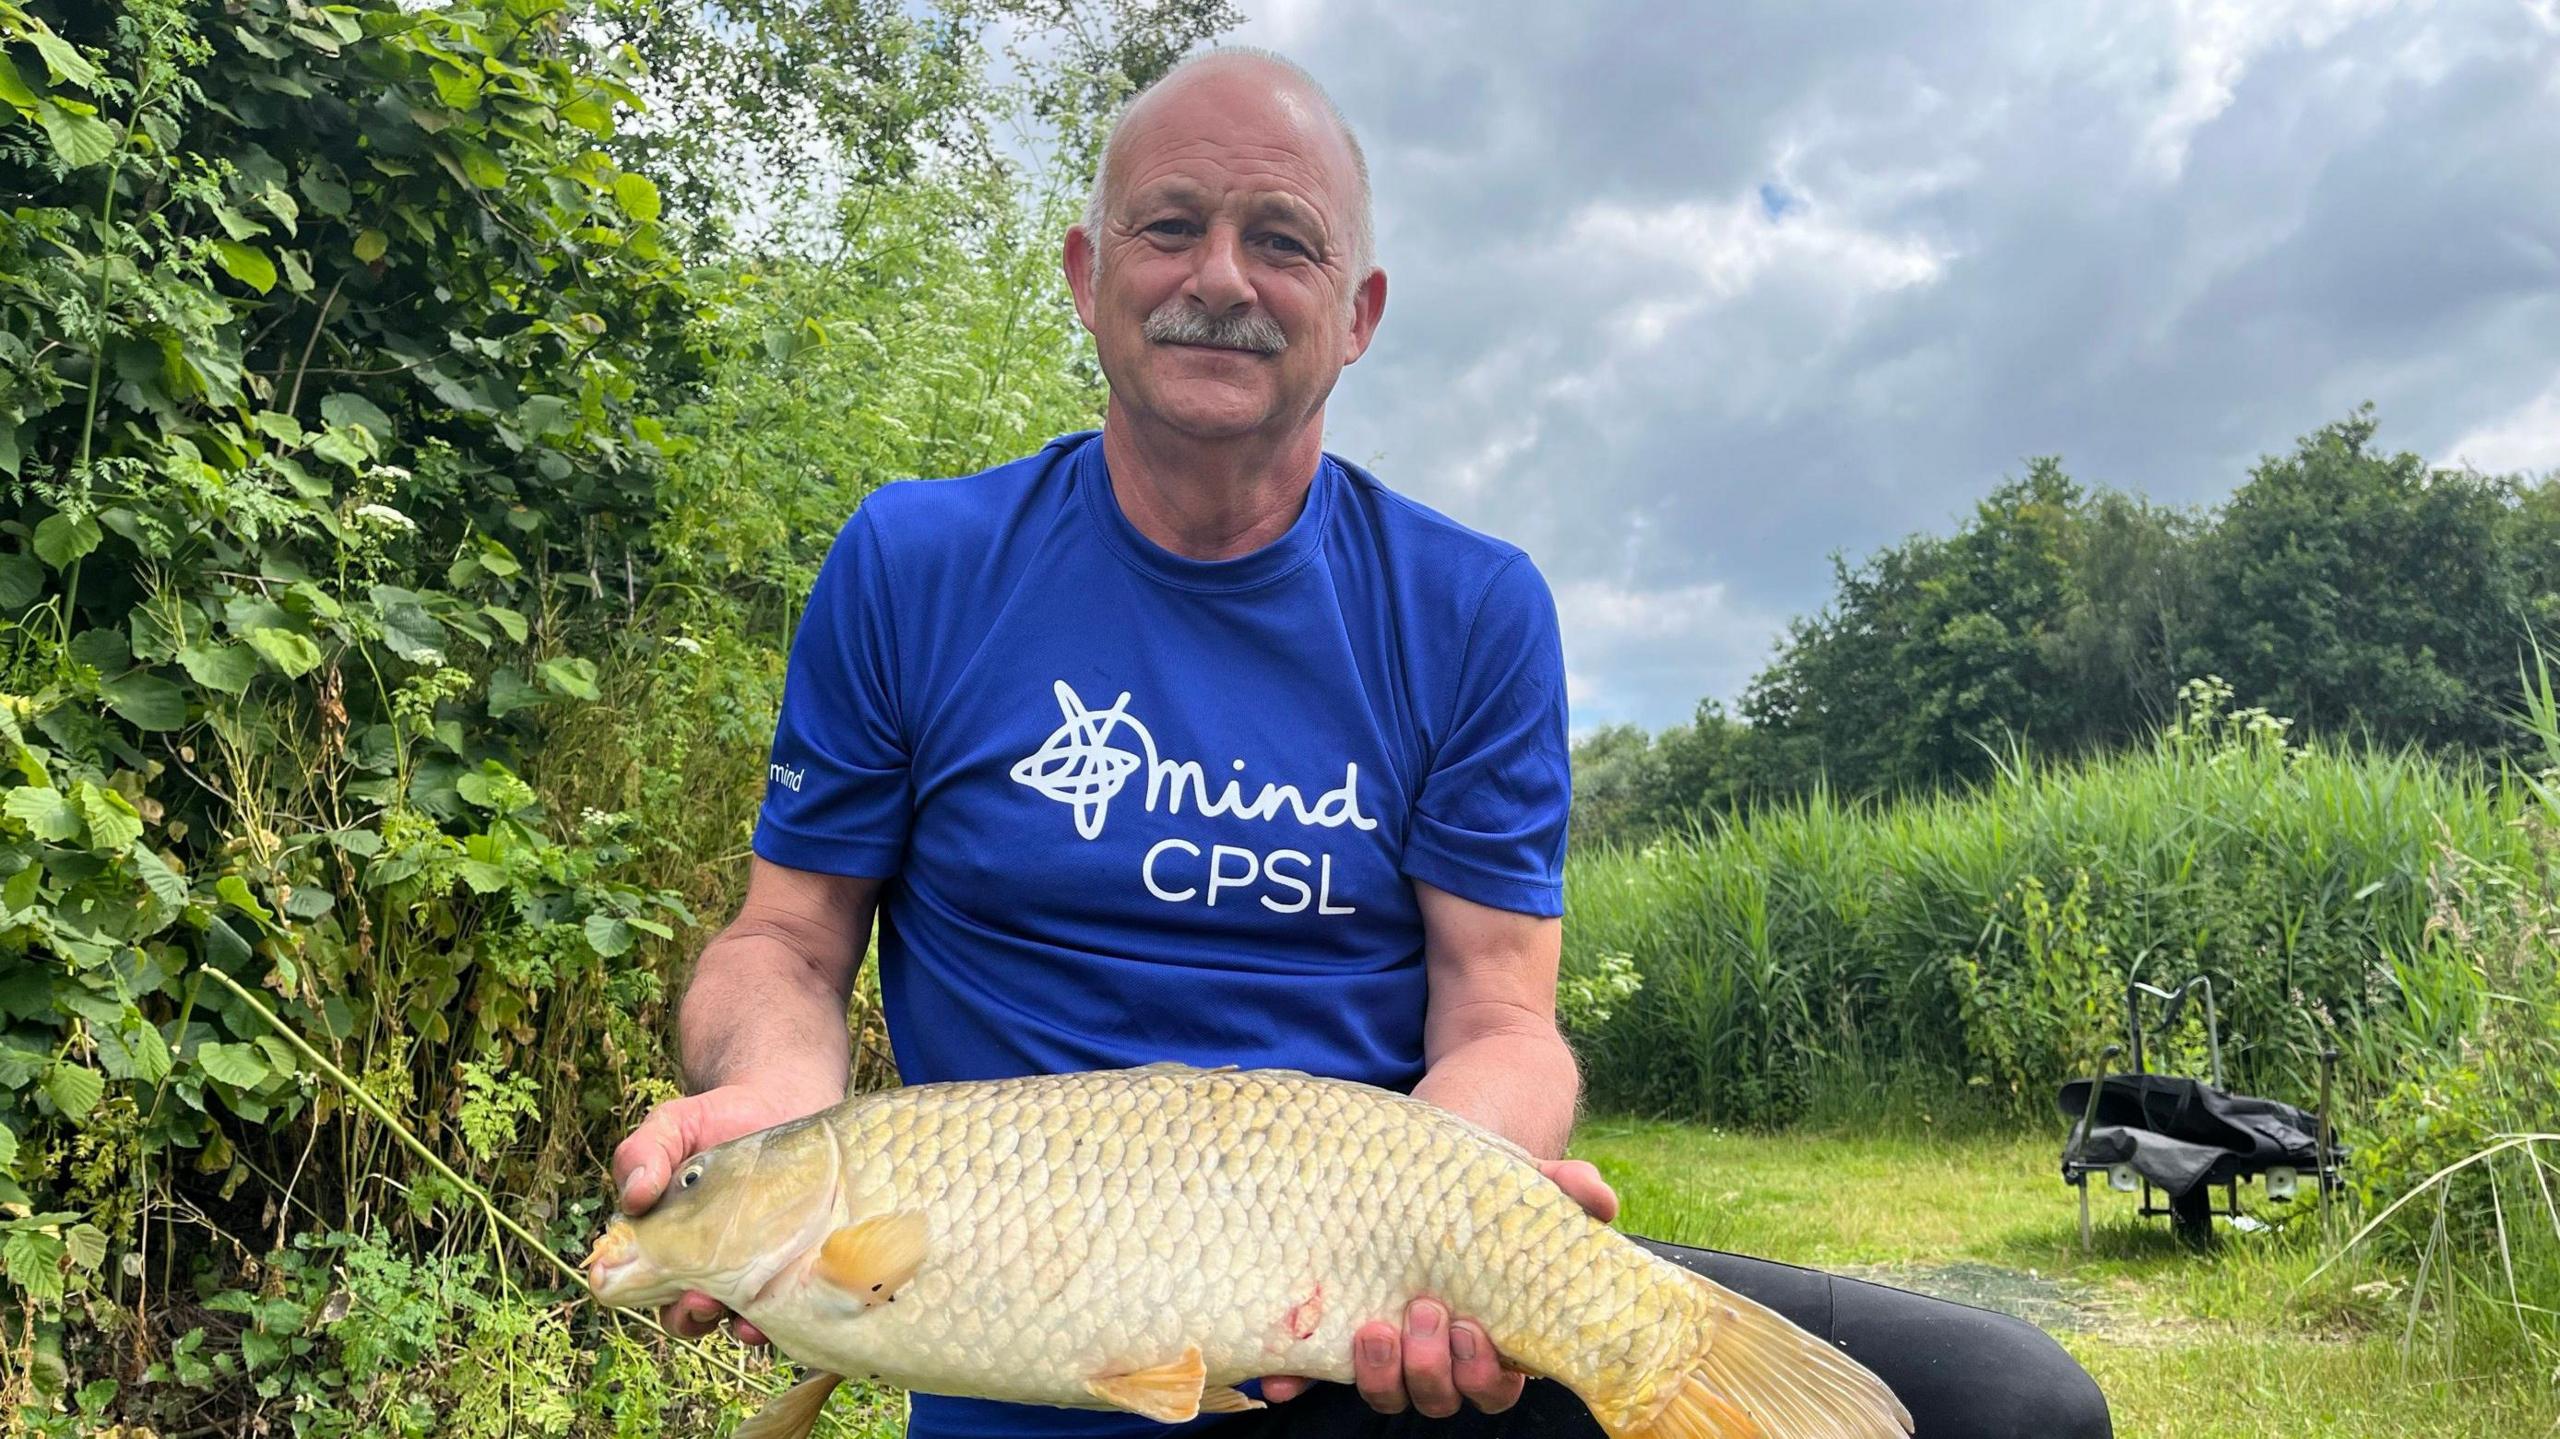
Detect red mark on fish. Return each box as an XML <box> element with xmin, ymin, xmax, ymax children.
<box><xmin>1282</xmin><ymin>1283</ymin><xmax>1325</xmax><ymax>1340</ymax></box>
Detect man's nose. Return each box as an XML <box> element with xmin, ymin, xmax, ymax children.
<box><xmin>1183</xmin><ymin>225</ymin><xmax>1256</xmax><ymax>316</ymax></box>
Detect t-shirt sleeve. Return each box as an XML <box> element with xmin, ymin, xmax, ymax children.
<box><xmin>751</xmin><ymin>507</ymin><xmax>911</xmax><ymax>878</ymax></box>
<box><xmin>1401</xmin><ymin>554</ymin><xmax>1570</xmax><ymax>917</ymax></box>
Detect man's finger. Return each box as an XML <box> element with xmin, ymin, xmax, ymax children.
<box><xmin>1400</xmin><ymin>1301</ymin><xmax>1460</xmax><ymax>1419</ymax></box>
<box><xmin>1449</xmin><ymin>1320</ymin><xmax>1521</xmax><ymax>1413</ymax></box>
<box><xmin>1540</xmin><ymin>1159</ymin><xmax>1620</xmax><ymax>1224</ymax></box>
<box><xmin>662</xmin><ymin>1291</ymin><xmax>725</xmax><ymax>1338</ymax></box>
<box><xmin>1352</xmin><ymin>1321</ymin><xmax>1407</xmax><ymax>1414</ymax></box>
<box><xmin>1259</xmin><ymin>1376</ymin><xmax>1311</xmax><ymax>1404</ymax></box>
<box><xmin>612</xmin><ymin>1102</ymin><xmax>693</xmax><ymax>1215</ymax></box>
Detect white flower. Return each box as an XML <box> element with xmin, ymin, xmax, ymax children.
<box><xmin>352</xmin><ymin>503</ymin><xmax>417</xmax><ymax>531</ymax></box>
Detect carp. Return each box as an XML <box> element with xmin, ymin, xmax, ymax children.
<box><xmin>585</xmin><ymin>1064</ymin><xmax>1911</xmax><ymax>1439</ymax></box>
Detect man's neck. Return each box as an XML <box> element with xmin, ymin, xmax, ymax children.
<box><xmin>1099</xmin><ymin>403</ymin><xmax>1326</xmax><ymax>562</ymax></box>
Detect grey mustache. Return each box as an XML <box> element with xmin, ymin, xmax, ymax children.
<box><xmin>1143</xmin><ymin>304</ymin><xmax>1288</xmax><ymax>355</ymax></box>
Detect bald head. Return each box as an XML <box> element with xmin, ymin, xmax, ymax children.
<box><xmin>1082</xmin><ymin>48</ymin><xmax>1375</xmax><ymax>291</ymax></box>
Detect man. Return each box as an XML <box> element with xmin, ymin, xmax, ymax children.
<box><xmin>613</xmin><ymin>47</ymin><xmax>2110</xmax><ymax>1439</ymax></box>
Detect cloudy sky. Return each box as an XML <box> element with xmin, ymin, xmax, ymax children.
<box><xmin>1197</xmin><ymin>0</ymin><xmax>2560</xmax><ymax>732</ymax></box>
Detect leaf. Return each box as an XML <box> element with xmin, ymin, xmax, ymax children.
<box><xmin>34</xmin><ymin>99</ymin><xmax>115</xmax><ymax>168</ymax></box>
<box><xmin>131</xmin><ymin>842</ymin><xmax>188</xmax><ymax>907</ymax></box>
<box><xmin>319</xmin><ymin>392</ymin><xmax>394</xmax><ymax>439</ymax></box>
<box><xmin>244</xmin><ymin>628</ymin><xmax>322</xmax><ymax>678</ymax></box>
<box><xmin>535</xmin><ymin>656</ymin><xmax>600</xmax><ymax>701</ymax></box>
<box><xmin>481</xmin><ymin>605</ymin><xmax>527</xmax><ymax>643</ymax></box>
<box><xmin>195</xmin><ymin>1041</ymin><xmax>269</xmax><ymax>1089</ymax></box>
<box><xmin>25</xmin><ymin>21</ymin><xmax>102</xmax><ymax>88</ymax></box>
<box><xmin>487</xmin><ymin>668</ymin><xmax>541</xmax><ymax>717</ymax></box>
<box><xmin>475</xmin><ymin>536</ymin><xmax>522</xmax><ymax>577</ymax></box>
<box><xmin>309</xmin><ymin>426</ymin><xmax>371</xmax><ymax>469</ymax></box>
<box><xmin>457</xmin><ymin>859</ymin><xmax>509</xmax><ymax>894</ymax></box>
<box><xmin>63</xmin><ymin>1224</ymin><xmax>105</xmax><ymax>1273</ymax></box>
<box><xmin>210</xmin><ymin>239</ymin><xmax>277</xmax><ymax>294</ymax></box>
<box><xmin>376</xmin><ymin>603</ymin><xmax>444</xmax><ymax>664</ymax></box>
<box><xmin>583</xmin><ymin>913</ymin><xmax>633</xmax><ymax>957</ymax></box>
<box><xmin>2</xmin><ymin>1230</ymin><xmax>64</xmax><ymax>1303</ymax></box>
<box><xmin>0</xmin><ymin>1122</ymin><xmax>13</xmax><ymax>1169</ymax></box>
<box><xmin>0</xmin><ymin>53</ymin><xmax>34</xmax><ymax>109</ymax></box>
<box><xmin>31</xmin><ymin>514</ymin><xmax>100</xmax><ymax>570</ymax></box>
<box><xmin>101</xmin><ymin>672</ymin><xmax>187</xmax><ymax>731</ymax></box>
<box><xmin>298</xmin><ymin>168</ymin><xmax>350</xmax><ymax>217</ymax></box>
<box><xmin>0</xmin><ymin>553</ymin><xmax>38</xmax><ymax>609</ymax></box>
<box><xmin>5</xmin><ymin>787</ymin><xmax>82</xmax><ymax>842</ymax></box>
<box><xmin>214</xmin><ymin>874</ymin><xmax>274</xmax><ymax>925</ymax></box>
<box><xmin>352</xmin><ymin>228</ymin><xmax>387</xmax><ymax>262</ymax></box>
<box><xmin>76</xmin><ymin>783</ymin><xmax>143</xmax><ymax>850</ymax></box>
<box><xmin>180</xmin><ymin>642</ymin><xmax>261</xmax><ymax>695</ymax></box>
<box><xmin>41</xmin><ymin>1063</ymin><xmax>103</xmax><ymax>1119</ymax></box>
<box><xmin>612</xmin><ymin>172</ymin><xmax>661</xmax><ymax>224</ymax></box>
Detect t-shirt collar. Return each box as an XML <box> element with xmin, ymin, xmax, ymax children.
<box><xmin>1068</xmin><ymin>430</ymin><xmax>1334</xmax><ymax>593</ymax></box>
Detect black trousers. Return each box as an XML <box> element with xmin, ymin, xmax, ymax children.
<box><xmin>1214</xmin><ymin>1239</ymin><xmax>2112</xmax><ymax>1439</ymax></box>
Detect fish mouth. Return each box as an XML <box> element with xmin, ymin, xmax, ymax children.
<box><xmin>583</xmin><ymin>1221</ymin><xmax>645</xmax><ymax>1303</ymax></box>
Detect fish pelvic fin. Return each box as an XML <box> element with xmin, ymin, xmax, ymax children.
<box><xmin>1601</xmin><ymin>1274</ymin><xmax>1911</xmax><ymax>1439</ymax></box>
<box><xmin>815</xmin><ymin>1211</ymin><xmax>928</xmax><ymax>1307</ymax></box>
<box><xmin>732</xmin><ymin>1372</ymin><xmax>842</xmax><ymax>1439</ymax></box>
<box><xmin>1199</xmin><ymin>1384</ymin><xmax>1266</xmax><ymax>1414</ymax></box>
<box><xmin>1086</xmin><ymin>1343</ymin><xmax>1220</xmax><ymax>1423</ymax></box>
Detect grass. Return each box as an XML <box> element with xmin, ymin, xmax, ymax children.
<box><xmin>1572</xmin><ymin>1120</ymin><xmax>2560</xmax><ymax>1438</ymax></box>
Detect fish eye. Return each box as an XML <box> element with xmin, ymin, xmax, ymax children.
<box><xmin>680</xmin><ymin>1165</ymin><xmax>704</xmax><ymax>1189</ymax></box>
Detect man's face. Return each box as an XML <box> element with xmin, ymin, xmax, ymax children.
<box><xmin>1066</xmin><ymin>65</ymin><xmax>1385</xmax><ymax>446</ymax></box>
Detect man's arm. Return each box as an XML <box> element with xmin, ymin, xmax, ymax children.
<box><xmin>609</xmin><ymin>857</ymin><xmax>881</xmax><ymax>1339</ymax></box>
<box><xmin>1408</xmin><ymin>878</ymin><xmax>1579</xmax><ymax>1156</ymax></box>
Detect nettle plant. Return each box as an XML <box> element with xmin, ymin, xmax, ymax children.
<box><xmin>0</xmin><ymin>0</ymin><xmax>695</xmax><ymax>1356</ymax></box>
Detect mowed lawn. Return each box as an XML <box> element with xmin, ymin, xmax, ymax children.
<box><xmin>1572</xmin><ymin>1122</ymin><xmax>2560</xmax><ymax>1439</ymax></box>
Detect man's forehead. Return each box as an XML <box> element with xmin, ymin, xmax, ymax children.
<box><xmin>1123</xmin><ymin>171</ymin><xmax>1330</xmax><ymax>226</ymax></box>
<box><xmin>1106</xmin><ymin>63</ymin><xmax>1360</xmax><ymax>212</ymax></box>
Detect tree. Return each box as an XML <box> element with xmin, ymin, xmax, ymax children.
<box><xmin>2185</xmin><ymin>409</ymin><xmax>2545</xmax><ymax>752</ymax></box>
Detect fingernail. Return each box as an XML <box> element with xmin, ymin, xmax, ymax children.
<box><xmin>1361</xmin><ymin>1336</ymin><xmax>1394</xmax><ymax>1366</ymax></box>
<box><xmin>1451</xmin><ymin>1325</ymin><xmax>1478</xmax><ymax>1362</ymax></box>
<box><xmin>1409</xmin><ymin>1302</ymin><xmax>1441</xmax><ymax>1338</ymax></box>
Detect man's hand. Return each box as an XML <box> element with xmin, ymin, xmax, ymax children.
<box><xmin>1259</xmin><ymin>1159</ymin><xmax>1619</xmax><ymax>1415</ymax></box>
<box><xmin>610</xmin><ymin>1081</ymin><xmax>838</xmax><ymax>1344</ymax></box>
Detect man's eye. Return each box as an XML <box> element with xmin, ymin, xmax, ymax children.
<box><xmin>1144</xmin><ymin>219</ymin><xmax>1195</xmax><ymax>237</ymax></box>
<box><xmin>1262</xmin><ymin>234</ymin><xmax>1309</xmax><ymax>256</ymax></box>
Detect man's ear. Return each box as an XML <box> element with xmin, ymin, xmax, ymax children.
<box><xmin>1343</xmin><ymin>266</ymin><xmax>1388</xmax><ymax>365</ymax></box>
<box><xmin>1064</xmin><ymin>225</ymin><xmax>1101</xmax><ymax>335</ymax></box>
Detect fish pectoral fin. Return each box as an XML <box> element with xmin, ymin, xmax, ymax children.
<box><xmin>1085</xmin><ymin>1344</ymin><xmax>1214</xmax><ymax>1423</ymax></box>
<box><xmin>815</xmin><ymin>1210</ymin><xmax>929</xmax><ymax>1307</ymax></box>
<box><xmin>732</xmin><ymin>1372</ymin><xmax>842</xmax><ymax>1439</ymax></box>
<box><xmin>1199</xmin><ymin>1385</ymin><xmax>1266</xmax><ymax>1414</ymax></box>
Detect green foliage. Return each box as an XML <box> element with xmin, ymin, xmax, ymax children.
<box><xmin>1566</xmin><ymin>685</ymin><xmax>2525</xmax><ymax>1126</ymax></box>
<box><xmin>1577</xmin><ymin>411</ymin><xmax>2560</xmax><ymax>849</ymax></box>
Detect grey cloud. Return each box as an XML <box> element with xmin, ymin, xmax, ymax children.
<box><xmin>1236</xmin><ymin>0</ymin><xmax>2560</xmax><ymax>729</ymax></box>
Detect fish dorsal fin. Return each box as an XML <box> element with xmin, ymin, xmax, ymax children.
<box><xmin>1086</xmin><ymin>1344</ymin><xmax>1213</xmax><ymax>1422</ymax></box>
<box><xmin>733</xmin><ymin>1373</ymin><xmax>842</xmax><ymax>1439</ymax></box>
<box><xmin>815</xmin><ymin>1211</ymin><xmax>928</xmax><ymax>1307</ymax></box>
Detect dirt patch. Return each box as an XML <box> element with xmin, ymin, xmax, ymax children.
<box><xmin>1837</xmin><ymin>1259</ymin><xmax>2126</xmax><ymax>1334</ymax></box>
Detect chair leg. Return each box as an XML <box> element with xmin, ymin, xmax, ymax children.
<box><xmin>2078</xmin><ymin>1178</ymin><xmax>2092</xmax><ymax>1251</ymax></box>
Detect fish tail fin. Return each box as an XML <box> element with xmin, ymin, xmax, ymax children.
<box><xmin>1601</xmin><ymin>1274</ymin><xmax>1912</xmax><ymax>1439</ymax></box>
<box><xmin>1596</xmin><ymin>1369</ymin><xmax>1767</xmax><ymax>1439</ymax></box>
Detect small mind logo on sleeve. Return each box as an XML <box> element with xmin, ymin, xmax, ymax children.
<box><xmin>1009</xmin><ymin>680</ymin><xmax>1375</xmax><ymax>916</ymax></box>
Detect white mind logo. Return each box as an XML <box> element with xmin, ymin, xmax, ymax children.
<box><xmin>1009</xmin><ymin>679</ymin><xmax>1378</xmax><ymax>841</ymax></box>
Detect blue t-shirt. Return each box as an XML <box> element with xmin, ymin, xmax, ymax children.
<box><xmin>750</xmin><ymin>431</ymin><xmax>1569</xmax><ymax>1439</ymax></box>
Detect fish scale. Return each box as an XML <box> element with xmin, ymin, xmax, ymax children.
<box><xmin>587</xmin><ymin>1064</ymin><xmax>1912</xmax><ymax>1439</ymax></box>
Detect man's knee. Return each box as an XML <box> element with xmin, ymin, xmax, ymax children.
<box><xmin>1960</xmin><ymin>1310</ymin><xmax>2111</xmax><ymax>1438</ymax></box>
